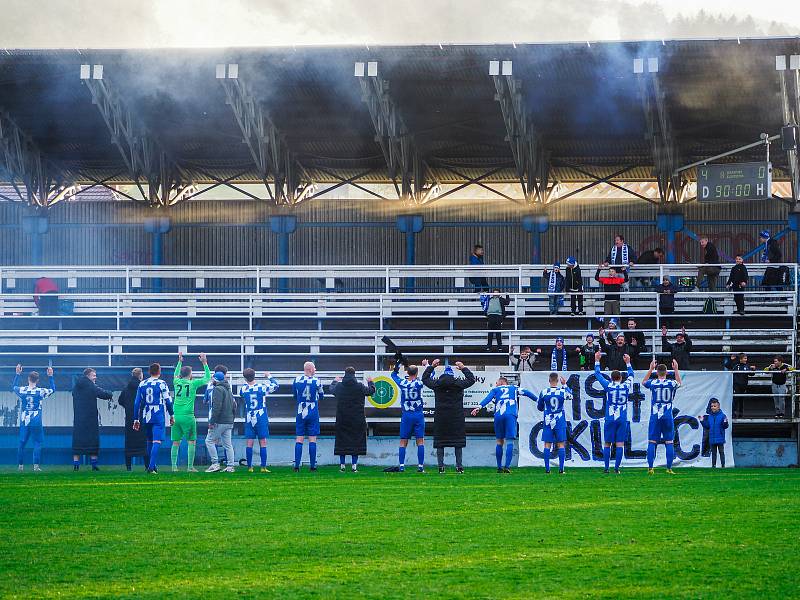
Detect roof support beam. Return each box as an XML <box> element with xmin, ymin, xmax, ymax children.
<box><xmin>0</xmin><ymin>109</ymin><xmax>76</xmax><ymax>208</ymax></box>
<box><xmin>490</xmin><ymin>60</ymin><xmax>552</xmax><ymax>204</ymax></box>
<box><xmin>636</xmin><ymin>57</ymin><xmax>687</xmax><ymax>203</ymax></box>
<box><xmin>355</xmin><ymin>61</ymin><xmax>429</xmax><ymax>204</ymax></box>
<box><xmin>79</xmin><ymin>64</ymin><xmax>194</xmax><ymax>207</ymax></box>
<box><xmin>217</xmin><ymin>64</ymin><xmax>314</xmax><ymax>205</ymax></box>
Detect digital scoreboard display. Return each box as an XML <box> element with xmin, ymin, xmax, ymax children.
<box><xmin>697</xmin><ymin>162</ymin><xmax>772</xmax><ymax>201</ymax></box>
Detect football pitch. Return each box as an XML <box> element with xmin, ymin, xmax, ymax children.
<box><xmin>1</xmin><ymin>467</ymin><xmax>798</xmax><ymax>599</ymax></box>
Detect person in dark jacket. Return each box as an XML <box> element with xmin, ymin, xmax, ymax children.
<box><xmin>725</xmin><ymin>353</ymin><xmax>755</xmax><ymax>418</ymax></box>
<box><xmin>421</xmin><ymin>359</ymin><xmax>476</xmax><ymax>473</ymax></box>
<box><xmin>117</xmin><ymin>367</ymin><xmax>148</xmax><ymax>471</ymax></box>
<box><xmin>726</xmin><ymin>254</ymin><xmax>748</xmax><ymax>315</ymax></box>
<box><xmin>332</xmin><ymin>367</ymin><xmax>376</xmax><ymax>472</ymax></box>
<box><xmin>696</xmin><ymin>237</ymin><xmax>721</xmax><ymax>291</ymax></box>
<box><xmin>564</xmin><ymin>257</ymin><xmax>584</xmax><ymax>315</ymax></box>
<box><xmin>71</xmin><ymin>367</ymin><xmax>114</xmax><ymax>471</ymax></box>
<box><xmin>205</xmin><ymin>366</ymin><xmax>237</xmax><ymax>472</ymax></box>
<box><xmin>759</xmin><ymin>230</ymin><xmax>785</xmax><ymax>290</ymax></box>
<box><xmin>764</xmin><ymin>355</ymin><xmax>794</xmax><ymax>418</ymax></box>
<box><xmin>469</xmin><ymin>244</ymin><xmax>489</xmax><ymax>292</ymax></box>
<box><xmin>661</xmin><ymin>326</ymin><xmax>692</xmax><ymax>370</ymax></box>
<box><xmin>480</xmin><ymin>289</ymin><xmax>511</xmax><ymax>351</ymax></box>
<box><xmin>631</xmin><ymin>247</ymin><xmax>663</xmax><ymax>289</ymax></box>
<box><xmin>598</xmin><ymin>330</ymin><xmax>640</xmax><ymax>371</ymax></box>
<box><xmin>576</xmin><ymin>333</ymin><xmax>599</xmax><ymax>371</ymax></box>
<box><xmin>624</xmin><ymin>318</ymin><xmax>647</xmax><ymax>368</ymax></box>
<box><xmin>656</xmin><ymin>277</ymin><xmax>676</xmax><ymax>317</ymax></box>
<box><xmin>699</xmin><ymin>398</ymin><xmax>729</xmax><ymax>467</ymax></box>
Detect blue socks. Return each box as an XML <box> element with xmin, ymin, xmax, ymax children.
<box><xmin>495</xmin><ymin>444</ymin><xmax>503</xmax><ymax>469</ymax></box>
<box><xmin>260</xmin><ymin>446</ymin><xmax>267</xmax><ymax>467</ymax></box>
<box><xmin>33</xmin><ymin>443</ymin><xmax>41</xmax><ymax>465</ymax></box>
<box><xmin>603</xmin><ymin>446</ymin><xmax>611</xmax><ymax>471</ymax></box>
<box><xmin>504</xmin><ymin>443</ymin><xmax>514</xmax><ymax>469</ymax></box>
<box><xmin>147</xmin><ymin>443</ymin><xmax>159</xmax><ymax>471</ymax></box>
<box><xmin>666</xmin><ymin>444</ymin><xmax>675</xmax><ymax>469</ymax></box>
<box><xmin>294</xmin><ymin>442</ymin><xmax>302</xmax><ymax>468</ymax></box>
<box><xmin>17</xmin><ymin>442</ymin><xmax>25</xmax><ymax>466</ymax></box>
<box><xmin>340</xmin><ymin>455</ymin><xmax>346</xmax><ymax>466</ymax></box>
<box><xmin>614</xmin><ymin>446</ymin><xmax>623</xmax><ymax>471</ymax></box>
<box><xmin>647</xmin><ymin>442</ymin><xmax>656</xmax><ymax>468</ymax></box>
<box><xmin>417</xmin><ymin>445</ymin><xmax>425</xmax><ymax>466</ymax></box>
<box><xmin>246</xmin><ymin>446</ymin><xmax>253</xmax><ymax>467</ymax></box>
<box><xmin>309</xmin><ymin>442</ymin><xmax>317</xmax><ymax>469</ymax></box>
<box><xmin>73</xmin><ymin>458</ymin><xmax>80</xmax><ymax>469</ymax></box>
<box><xmin>399</xmin><ymin>446</ymin><xmax>406</xmax><ymax>466</ymax></box>
<box><xmin>558</xmin><ymin>448</ymin><xmax>565</xmax><ymax>472</ymax></box>
<box><xmin>352</xmin><ymin>455</ymin><xmax>358</xmax><ymax>465</ymax></box>
<box><xmin>544</xmin><ymin>447</ymin><xmax>551</xmax><ymax>472</ymax></box>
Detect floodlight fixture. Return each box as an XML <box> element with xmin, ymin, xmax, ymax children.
<box><xmin>488</xmin><ymin>60</ymin><xmax>500</xmax><ymax>76</ymax></box>
<box><xmin>92</xmin><ymin>64</ymin><xmax>103</xmax><ymax>80</ymax></box>
<box><xmin>501</xmin><ymin>60</ymin><xmax>512</xmax><ymax>76</ymax></box>
<box><xmin>790</xmin><ymin>55</ymin><xmax>800</xmax><ymax>70</ymax></box>
<box><xmin>647</xmin><ymin>57</ymin><xmax>658</xmax><ymax>73</ymax></box>
<box><xmin>354</xmin><ymin>61</ymin><xmax>365</xmax><ymax>77</ymax></box>
<box><xmin>776</xmin><ymin>55</ymin><xmax>787</xmax><ymax>71</ymax></box>
<box><xmin>79</xmin><ymin>64</ymin><xmax>91</xmax><ymax>79</ymax></box>
<box><xmin>633</xmin><ymin>58</ymin><xmax>644</xmax><ymax>74</ymax></box>
<box><xmin>227</xmin><ymin>64</ymin><xmax>238</xmax><ymax>79</ymax></box>
<box><xmin>215</xmin><ymin>64</ymin><xmax>226</xmax><ymax>79</ymax></box>
<box><xmin>367</xmin><ymin>61</ymin><xmax>378</xmax><ymax>76</ymax></box>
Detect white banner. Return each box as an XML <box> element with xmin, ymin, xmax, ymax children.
<box><xmin>365</xmin><ymin>369</ymin><xmax>501</xmax><ymax>410</ymax></box>
<box><xmin>518</xmin><ymin>371</ymin><xmax>734</xmax><ymax>468</ymax></box>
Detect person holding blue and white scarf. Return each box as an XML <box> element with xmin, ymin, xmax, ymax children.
<box><xmin>542</xmin><ymin>262</ymin><xmax>565</xmax><ymax>315</ymax></box>
<box><xmin>604</xmin><ymin>234</ymin><xmax>634</xmax><ymax>273</ymax></box>
<box><xmin>537</xmin><ymin>337</ymin><xmax>571</xmax><ymax>372</ymax></box>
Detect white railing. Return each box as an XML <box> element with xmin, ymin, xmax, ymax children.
<box><xmin>1</xmin><ymin>263</ymin><xmax>797</xmax><ymax>294</ymax></box>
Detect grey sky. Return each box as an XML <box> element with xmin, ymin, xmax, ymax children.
<box><xmin>0</xmin><ymin>0</ymin><xmax>798</xmax><ymax>48</ymax></box>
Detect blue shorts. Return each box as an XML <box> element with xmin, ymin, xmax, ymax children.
<box><xmin>19</xmin><ymin>424</ymin><xmax>44</xmax><ymax>445</ymax></box>
<box><xmin>296</xmin><ymin>416</ymin><xmax>320</xmax><ymax>437</ymax></box>
<box><xmin>542</xmin><ymin>419</ymin><xmax>567</xmax><ymax>444</ymax></box>
<box><xmin>648</xmin><ymin>414</ymin><xmax>675</xmax><ymax>442</ymax></box>
<box><xmin>400</xmin><ymin>412</ymin><xmax>425</xmax><ymax>440</ymax></box>
<box><xmin>603</xmin><ymin>418</ymin><xmax>629</xmax><ymax>444</ymax></box>
<box><xmin>245</xmin><ymin>415</ymin><xmax>270</xmax><ymax>440</ymax></box>
<box><xmin>494</xmin><ymin>412</ymin><xmax>518</xmax><ymax>440</ymax></box>
<box><xmin>145</xmin><ymin>422</ymin><xmax>165</xmax><ymax>443</ymax></box>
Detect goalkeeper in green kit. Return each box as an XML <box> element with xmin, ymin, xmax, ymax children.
<box><xmin>171</xmin><ymin>351</ymin><xmax>211</xmax><ymax>471</ymax></box>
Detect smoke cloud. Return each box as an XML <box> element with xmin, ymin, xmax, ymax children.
<box><xmin>0</xmin><ymin>0</ymin><xmax>797</xmax><ymax>48</ymax></box>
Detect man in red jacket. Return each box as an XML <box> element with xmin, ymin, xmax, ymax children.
<box><xmin>34</xmin><ymin>277</ymin><xmax>59</xmax><ymax>316</ymax></box>
<box><xmin>594</xmin><ymin>266</ymin><xmax>626</xmax><ymax>317</ymax></box>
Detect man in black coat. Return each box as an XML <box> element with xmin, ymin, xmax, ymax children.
<box><xmin>598</xmin><ymin>330</ymin><xmax>640</xmax><ymax>371</ymax></box>
<box><xmin>117</xmin><ymin>367</ymin><xmax>148</xmax><ymax>471</ymax></box>
<box><xmin>71</xmin><ymin>367</ymin><xmax>113</xmax><ymax>471</ymax></box>
<box><xmin>421</xmin><ymin>358</ymin><xmax>476</xmax><ymax>473</ymax></box>
<box><xmin>623</xmin><ymin>318</ymin><xmax>647</xmax><ymax>368</ymax></box>
<box><xmin>726</xmin><ymin>255</ymin><xmax>748</xmax><ymax>315</ymax></box>
<box><xmin>661</xmin><ymin>326</ymin><xmax>692</xmax><ymax>370</ymax></box>
<box><xmin>332</xmin><ymin>367</ymin><xmax>376</xmax><ymax>472</ymax></box>
<box><xmin>697</xmin><ymin>238</ymin><xmax>721</xmax><ymax>291</ymax></box>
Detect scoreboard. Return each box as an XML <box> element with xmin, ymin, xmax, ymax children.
<box><xmin>697</xmin><ymin>162</ymin><xmax>772</xmax><ymax>201</ymax></box>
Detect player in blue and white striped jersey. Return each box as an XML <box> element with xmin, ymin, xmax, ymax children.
<box><xmin>292</xmin><ymin>361</ymin><xmax>324</xmax><ymax>471</ymax></box>
<box><xmin>391</xmin><ymin>361</ymin><xmax>426</xmax><ymax>472</ymax></box>
<box><xmin>594</xmin><ymin>351</ymin><xmax>634</xmax><ymax>474</ymax></box>
<box><xmin>12</xmin><ymin>364</ymin><xmax>55</xmax><ymax>471</ymax></box>
<box><xmin>240</xmin><ymin>368</ymin><xmax>279</xmax><ymax>472</ymax></box>
<box><xmin>537</xmin><ymin>372</ymin><xmax>573</xmax><ymax>474</ymax></box>
<box><xmin>472</xmin><ymin>377</ymin><xmax>536</xmax><ymax>473</ymax></box>
<box><xmin>642</xmin><ymin>359</ymin><xmax>683</xmax><ymax>474</ymax></box>
<box><xmin>133</xmin><ymin>363</ymin><xmax>173</xmax><ymax>474</ymax></box>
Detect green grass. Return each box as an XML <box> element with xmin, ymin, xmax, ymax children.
<box><xmin>1</xmin><ymin>467</ymin><xmax>798</xmax><ymax>599</ymax></box>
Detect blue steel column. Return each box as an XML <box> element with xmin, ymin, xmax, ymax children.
<box><xmin>270</xmin><ymin>215</ymin><xmax>297</xmax><ymax>293</ymax></box>
<box><xmin>522</xmin><ymin>214</ymin><xmax>548</xmax><ymax>290</ymax></box>
<box><xmin>396</xmin><ymin>215</ymin><xmax>424</xmax><ymax>292</ymax></box>
<box><xmin>21</xmin><ymin>215</ymin><xmax>49</xmax><ymax>266</ymax></box>
<box><xmin>144</xmin><ymin>217</ymin><xmax>171</xmax><ymax>292</ymax></box>
<box><xmin>789</xmin><ymin>212</ymin><xmax>800</xmax><ymax>265</ymax></box>
<box><xmin>656</xmin><ymin>212</ymin><xmax>684</xmax><ymax>264</ymax></box>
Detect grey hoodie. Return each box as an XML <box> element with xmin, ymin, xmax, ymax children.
<box><xmin>210</xmin><ymin>380</ymin><xmax>236</xmax><ymax>425</ymax></box>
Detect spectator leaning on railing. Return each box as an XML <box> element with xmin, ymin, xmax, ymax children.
<box><xmin>656</xmin><ymin>276</ymin><xmax>676</xmax><ymax>317</ymax></box>
<box><xmin>564</xmin><ymin>257</ymin><xmax>584</xmax><ymax>316</ymax></box>
<box><xmin>724</xmin><ymin>352</ymin><xmax>755</xmax><ymax>418</ymax></box>
<box><xmin>542</xmin><ymin>262</ymin><xmax>565</xmax><ymax>316</ymax></box>
<box><xmin>661</xmin><ymin>326</ymin><xmax>692</xmax><ymax>370</ymax></box>
<box><xmin>631</xmin><ymin>246</ymin><xmax>664</xmax><ymax>289</ymax></box>
<box><xmin>725</xmin><ymin>255</ymin><xmax>748</xmax><ymax>316</ymax></box>
<box><xmin>764</xmin><ymin>355</ymin><xmax>794</xmax><ymax>419</ymax></box>
<box><xmin>696</xmin><ymin>237</ymin><xmax>721</xmax><ymax>291</ymax></box>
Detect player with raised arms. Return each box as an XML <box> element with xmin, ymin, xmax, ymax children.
<box><xmin>594</xmin><ymin>351</ymin><xmax>634</xmax><ymax>474</ymax></box>
<box><xmin>293</xmin><ymin>361</ymin><xmax>324</xmax><ymax>472</ymax></box>
<box><xmin>241</xmin><ymin>368</ymin><xmax>279</xmax><ymax>472</ymax></box>
<box><xmin>170</xmin><ymin>351</ymin><xmax>211</xmax><ymax>472</ymax></box>
<box><xmin>390</xmin><ymin>360</ymin><xmax>426</xmax><ymax>472</ymax></box>
<box><xmin>12</xmin><ymin>364</ymin><xmax>55</xmax><ymax>472</ymax></box>
<box><xmin>133</xmin><ymin>363</ymin><xmax>174</xmax><ymax>474</ymax></box>
<box><xmin>642</xmin><ymin>359</ymin><xmax>682</xmax><ymax>474</ymax></box>
<box><xmin>472</xmin><ymin>376</ymin><xmax>536</xmax><ymax>473</ymax></box>
<box><xmin>537</xmin><ymin>372</ymin><xmax>572</xmax><ymax>474</ymax></box>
